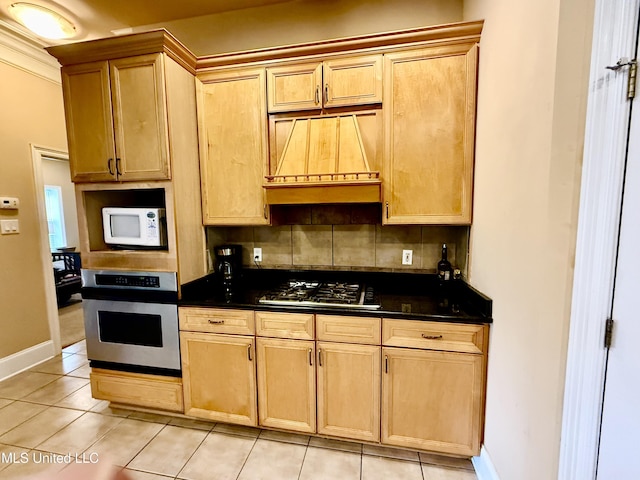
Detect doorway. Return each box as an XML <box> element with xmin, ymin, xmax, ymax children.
<box><xmin>558</xmin><ymin>1</ymin><xmax>640</xmax><ymax>478</ymax></box>
<box><xmin>31</xmin><ymin>145</ymin><xmax>84</xmax><ymax>351</ymax></box>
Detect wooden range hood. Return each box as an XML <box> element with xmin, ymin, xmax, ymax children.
<box><xmin>264</xmin><ymin>115</ymin><xmax>381</xmax><ymax>205</ymax></box>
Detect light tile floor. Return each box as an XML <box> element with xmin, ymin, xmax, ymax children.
<box><xmin>0</xmin><ymin>340</ymin><xmax>478</xmax><ymax>480</ymax></box>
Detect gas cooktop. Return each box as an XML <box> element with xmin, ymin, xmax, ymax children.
<box><xmin>258</xmin><ymin>280</ymin><xmax>381</xmax><ymax>310</ymax></box>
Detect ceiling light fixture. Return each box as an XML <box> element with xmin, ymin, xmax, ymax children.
<box><xmin>8</xmin><ymin>3</ymin><xmax>76</xmax><ymax>40</ymax></box>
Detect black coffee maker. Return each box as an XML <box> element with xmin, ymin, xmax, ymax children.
<box><xmin>214</xmin><ymin>244</ymin><xmax>243</xmax><ymax>297</ymax></box>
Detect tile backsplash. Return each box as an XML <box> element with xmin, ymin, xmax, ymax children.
<box><xmin>207</xmin><ymin>224</ymin><xmax>469</xmax><ymax>274</ymax></box>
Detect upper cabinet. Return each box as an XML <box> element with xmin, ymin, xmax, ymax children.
<box><xmin>61</xmin><ymin>53</ymin><xmax>170</xmax><ymax>182</ymax></box>
<box><xmin>266</xmin><ymin>54</ymin><xmax>383</xmax><ymax>113</ymax></box>
<box><xmin>197</xmin><ymin>67</ymin><xmax>270</xmax><ymax>225</ymax></box>
<box><xmin>383</xmin><ymin>43</ymin><xmax>479</xmax><ymax>225</ymax></box>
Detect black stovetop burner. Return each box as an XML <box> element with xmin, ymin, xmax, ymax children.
<box><xmin>258</xmin><ymin>280</ymin><xmax>380</xmax><ymax>309</ymax></box>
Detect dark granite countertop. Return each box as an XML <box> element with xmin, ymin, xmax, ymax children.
<box><xmin>180</xmin><ymin>269</ymin><xmax>492</xmax><ymax>324</ymax></box>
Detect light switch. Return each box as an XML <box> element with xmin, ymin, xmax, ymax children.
<box><xmin>0</xmin><ymin>219</ymin><xmax>19</xmax><ymax>234</ymax></box>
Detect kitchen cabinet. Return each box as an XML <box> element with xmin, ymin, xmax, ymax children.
<box><xmin>61</xmin><ymin>53</ymin><xmax>170</xmax><ymax>182</ymax></box>
<box><xmin>48</xmin><ymin>31</ymin><xmax>207</xmax><ymax>285</ymax></box>
<box><xmin>179</xmin><ymin>308</ymin><xmax>258</xmax><ymax>426</ymax></box>
<box><xmin>90</xmin><ymin>368</ymin><xmax>183</xmax><ymax>412</ymax></box>
<box><xmin>316</xmin><ymin>314</ymin><xmax>381</xmax><ymax>442</ymax></box>
<box><xmin>381</xmin><ymin>319</ymin><xmax>487</xmax><ymax>456</ymax></box>
<box><xmin>256</xmin><ymin>337</ymin><xmax>316</xmax><ymax>433</ymax></box>
<box><xmin>317</xmin><ymin>342</ymin><xmax>381</xmax><ymax>442</ymax></box>
<box><xmin>383</xmin><ymin>43</ymin><xmax>478</xmax><ymax>225</ymax></box>
<box><xmin>255</xmin><ymin>311</ymin><xmax>315</xmax><ymax>432</ymax></box>
<box><xmin>181</xmin><ymin>332</ymin><xmax>257</xmax><ymax>426</ymax></box>
<box><xmin>266</xmin><ymin>54</ymin><xmax>382</xmax><ymax>113</ymax></box>
<box><xmin>197</xmin><ymin>67</ymin><xmax>270</xmax><ymax>225</ymax></box>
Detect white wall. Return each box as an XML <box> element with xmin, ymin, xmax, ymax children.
<box><xmin>463</xmin><ymin>0</ymin><xmax>594</xmax><ymax>478</ymax></box>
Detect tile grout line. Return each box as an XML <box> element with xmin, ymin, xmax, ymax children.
<box><xmin>172</xmin><ymin>426</ymin><xmax>211</xmax><ymax>480</ymax></box>
<box><xmin>0</xmin><ymin>405</ymin><xmax>83</xmax><ymax>449</ymax></box>
<box><xmin>233</xmin><ymin>433</ymin><xmax>259</xmax><ymax>480</ymax></box>
<box><xmin>296</xmin><ymin>443</ymin><xmax>309</xmax><ymax>480</ymax></box>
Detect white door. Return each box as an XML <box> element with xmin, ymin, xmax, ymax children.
<box><xmin>597</xmin><ymin>70</ymin><xmax>640</xmax><ymax>478</ymax></box>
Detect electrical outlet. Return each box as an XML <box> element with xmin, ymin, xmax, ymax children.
<box><xmin>253</xmin><ymin>247</ymin><xmax>262</xmax><ymax>262</ymax></box>
<box><xmin>402</xmin><ymin>249</ymin><xmax>413</xmax><ymax>265</ymax></box>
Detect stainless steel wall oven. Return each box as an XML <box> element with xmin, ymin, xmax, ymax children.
<box><xmin>81</xmin><ymin>269</ymin><xmax>181</xmax><ymax>376</ymax></box>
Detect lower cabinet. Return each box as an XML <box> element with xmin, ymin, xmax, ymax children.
<box><xmin>175</xmin><ymin>308</ymin><xmax>488</xmax><ymax>457</ymax></box>
<box><xmin>90</xmin><ymin>368</ymin><xmax>183</xmax><ymax>412</ymax></box>
<box><xmin>317</xmin><ymin>341</ymin><xmax>380</xmax><ymax>442</ymax></box>
<box><xmin>256</xmin><ymin>337</ymin><xmax>316</xmax><ymax>433</ymax></box>
<box><xmin>181</xmin><ymin>332</ymin><xmax>257</xmax><ymax>425</ymax></box>
<box><xmin>381</xmin><ymin>346</ymin><xmax>485</xmax><ymax>456</ymax></box>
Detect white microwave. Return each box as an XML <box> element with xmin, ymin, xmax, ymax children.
<box><xmin>102</xmin><ymin>207</ymin><xmax>167</xmax><ymax>248</ymax></box>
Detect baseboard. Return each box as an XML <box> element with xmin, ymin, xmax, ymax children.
<box><xmin>473</xmin><ymin>446</ymin><xmax>500</xmax><ymax>480</ymax></box>
<box><xmin>0</xmin><ymin>341</ymin><xmax>55</xmax><ymax>382</ymax></box>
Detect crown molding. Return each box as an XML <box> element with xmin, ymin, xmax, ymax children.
<box><xmin>0</xmin><ymin>19</ymin><xmax>61</xmax><ymax>83</ymax></box>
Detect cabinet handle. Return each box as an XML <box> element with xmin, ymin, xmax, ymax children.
<box><xmin>248</xmin><ymin>345</ymin><xmax>252</xmax><ymax>361</ymax></box>
<box><xmin>309</xmin><ymin>348</ymin><xmax>313</xmax><ymax>366</ymax></box>
<box><xmin>208</xmin><ymin>319</ymin><xmax>224</xmax><ymax>325</ymax></box>
<box><xmin>324</xmin><ymin>83</ymin><xmax>329</xmax><ymax>103</ymax></box>
<box><xmin>315</xmin><ymin>86</ymin><xmax>320</xmax><ymax>104</ymax></box>
<box><xmin>318</xmin><ymin>348</ymin><xmax>322</xmax><ymax>367</ymax></box>
<box><xmin>384</xmin><ymin>356</ymin><xmax>389</xmax><ymax>374</ymax></box>
<box><xmin>263</xmin><ymin>204</ymin><xmax>267</xmax><ymax>219</ymax></box>
<box><xmin>421</xmin><ymin>334</ymin><xmax>443</xmax><ymax>340</ymax></box>
<box><xmin>107</xmin><ymin>158</ymin><xmax>114</xmax><ymax>175</ymax></box>
<box><xmin>115</xmin><ymin>157</ymin><xmax>122</xmax><ymax>176</ymax></box>
<box><xmin>385</xmin><ymin>201</ymin><xmax>389</xmax><ymax>218</ymax></box>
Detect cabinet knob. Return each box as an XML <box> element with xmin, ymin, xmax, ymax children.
<box><xmin>421</xmin><ymin>334</ymin><xmax>443</xmax><ymax>340</ymax></box>
<box><xmin>208</xmin><ymin>319</ymin><xmax>224</xmax><ymax>325</ymax></box>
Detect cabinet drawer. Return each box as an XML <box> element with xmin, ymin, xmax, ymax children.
<box><xmin>179</xmin><ymin>307</ymin><xmax>255</xmax><ymax>335</ymax></box>
<box><xmin>316</xmin><ymin>315</ymin><xmax>381</xmax><ymax>345</ymax></box>
<box><xmin>382</xmin><ymin>319</ymin><xmax>488</xmax><ymax>354</ymax></box>
<box><xmin>90</xmin><ymin>368</ymin><xmax>183</xmax><ymax>412</ymax></box>
<box><xmin>256</xmin><ymin>311</ymin><xmax>314</xmax><ymax>339</ymax></box>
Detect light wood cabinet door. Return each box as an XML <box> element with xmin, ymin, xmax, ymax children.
<box><xmin>267</xmin><ymin>62</ymin><xmax>323</xmax><ymax>113</ymax></box>
<box><xmin>381</xmin><ymin>346</ymin><xmax>485</xmax><ymax>456</ymax></box>
<box><xmin>256</xmin><ymin>337</ymin><xmax>316</xmax><ymax>433</ymax></box>
<box><xmin>317</xmin><ymin>342</ymin><xmax>380</xmax><ymax>442</ymax></box>
<box><xmin>109</xmin><ymin>53</ymin><xmax>170</xmax><ymax>181</ymax></box>
<box><xmin>61</xmin><ymin>61</ymin><xmax>116</xmax><ymax>182</ymax></box>
<box><xmin>323</xmin><ymin>55</ymin><xmax>382</xmax><ymax>108</ymax></box>
<box><xmin>266</xmin><ymin>55</ymin><xmax>382</xmax><ymax>113</ymax></box>
<box><xmin>181</xmin><ymin>332</ymin><xmax>257</xmax><ymax>426</ymax></box>
<box><xmin>61</xmin><ymin>54</ymin><xmax>171</xmax><ymax>182</ymax></box>
<box><xmin>383</xmin><ymin>43</ymin><xmax>478</xmax><ymax>224</ymax></box>
<box><xmin>197</xmin><ymin>68</ymin><xmax>270</xmax><ymax>225</ymax></box>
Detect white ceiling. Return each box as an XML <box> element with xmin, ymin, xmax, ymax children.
<box><xmin>0</xmin><ymin>0</ymin><xmax>292</xmax><ymax>45</ymax></box>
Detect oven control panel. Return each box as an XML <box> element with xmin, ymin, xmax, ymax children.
<box><xmin>96</xmin><ymin>274</ymin><xmax>160</xmax><ymax>288</ymax></box>
<box><xmin>82</xmin><ymin>269</ymin><xmax>177</xmax><ymax>292</ymax></box>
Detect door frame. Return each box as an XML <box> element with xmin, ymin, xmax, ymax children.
<box><xmin>30</xmin><ymin>144</ymin><xmax>70</xmax><ymax>354</ymax></box>
<box><xmin>558</xmin><ymin>1</ymin><xmax>640</xmax><ymax>478</ymax></box>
